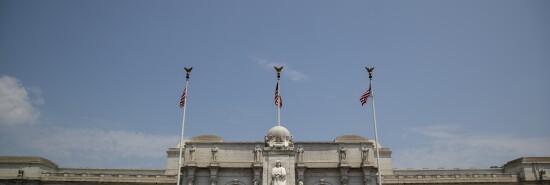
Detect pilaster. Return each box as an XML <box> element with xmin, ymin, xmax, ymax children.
<box><xmin>362</xmin><ymin>165</ymin><xmax>378</xmax><ymax>185</ymax></box>
<box><xmin>185</xmin><ymin>163</ymin><xmax>197</xmax><ymax>185</ymax></box>
<box><xmin>296</xmin><ymin>162</ymin><xmax>307</xmax><ymax>185</ymax></box>
<box><xmin>209</xmin><ymin>163</ymin><xmax>219</xmax><ymax>185</ymax></box>
<box><xmin>339</xmin><ymin>163</ymin><xmax>350</xmax><ymax>185</ymax></box>
<box><xmin>253</xmin><ymin>162</ymin><xmax>263</xmax><ymax>185</ymax></box>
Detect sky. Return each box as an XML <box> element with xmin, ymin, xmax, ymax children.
<box><xmin>1</xmin><ymin>0</ymin><xmax>549</xmax><ymax>169</ymax></box>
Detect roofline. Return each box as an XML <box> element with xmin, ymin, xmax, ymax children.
<box><xmin>0</xmin><ymin>156</ymin><xmax>59</xmax><ymax>169</ymax></box>
<box><xmin>503</xmin><ymin>157</ymin><xmax>550</xmax><ymax>168</ymax></box>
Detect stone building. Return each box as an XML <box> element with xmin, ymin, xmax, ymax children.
<box><xmin>1</xmin><ymin>125</ymin><xmax>549</xmax><ymax>185</ymax></box>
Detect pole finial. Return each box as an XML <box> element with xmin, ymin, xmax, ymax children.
<box><xmin>274</xmin><ymin>66</ymin><xmax>283</xmax><ymax>78</ymax></box>
<box><xmin>185</xmin><ymin>67</ymin><xmax>193</xmax><ymax>79</ymax></box>
<box><xmin>365</xmin><ymin>67</ymin><xmax>374</xmax><ymax>79</ymax></box>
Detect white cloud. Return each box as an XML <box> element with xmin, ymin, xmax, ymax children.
<box><xmin>393</xmin><ymin>125</ymin><xmax>550</xmax><ymax>168</ymax></box>
<box><xmin>27</xmin><ymin>128</ymin><xmax>177</xmax><ymax>159</ymax></box>
<box><xmin>0</xmin><ymin>75</ymin><xmax>42</xmax><ymax>125</ymax></box>
<box><xmin>257</xmin><ymin>58</ymin><xmax>310</xmax><ymax>81</ymax></box>
<box><xmin>0</xmin><ymin>126</ymin><xmax>180</xmax><ymax>168</ymax></box>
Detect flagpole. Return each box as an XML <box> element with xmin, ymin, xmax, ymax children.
<box><xmin>275</xmin><ymin>66</ymin><xmax>283</xmax><ymax>126</ymax></box>
<box><xmin>177</xmin><ymin>67</ymin><xmax>192</xmax><ymax>185</ymax></box>
<box><xmin>367</xmin><ymin>67</ymin><xmax>382</xmax><ymax>185</ymax></box>
<box><xmin>277</xmin><ymin>77</ymin><xmax>281</xmax><ymax>126</ymax></box>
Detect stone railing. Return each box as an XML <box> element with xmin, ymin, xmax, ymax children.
<box><xmin>393</xmin><ymin>168</ymin><xmax>504</xmax><ymax>176</ymax></box>
<box><xmin>382</xmin><ymin>173</ymin><xmax>518</xmax><ymax>184</ymax></box>
<box><xmin>41</xmin><ymin>172</ymin><xmax>176</xmax><ymax>184</ymax></box>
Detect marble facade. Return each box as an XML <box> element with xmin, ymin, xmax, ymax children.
<box><xmin>166</xmin><ymin>126</ymin><xmax>390</xmax><ymax>185</ymax></box>
<box><xmin>1</xmin><ymin>125</ymin><xmax>549</xmax><ymax>185</ymax></box>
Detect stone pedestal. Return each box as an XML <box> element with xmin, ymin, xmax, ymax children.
<box><xmin>262</xmin><ymin>147</ymin><xmax>296</xmax><ymax>185</ymax></box>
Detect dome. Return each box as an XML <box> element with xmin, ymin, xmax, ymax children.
<box><xmin>266</xmin><ymin>125</ymin><xmax>291</xmax><ymax>138</ymax></box>
<box><xmin>265</xmin><ymin>125</ymin><xmax>293</xmax><ymax>148</ymax></box>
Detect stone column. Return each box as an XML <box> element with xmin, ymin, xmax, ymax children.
<box><xmin>253</xmin><ymin>162</ymin><xmax>263</xmax><ymax>185</ymax></box>
<box><xmin>362</xmin><ymin>166</ymin><xmax>379</xmax><ymax>185</ymax></box>
<box><xmin>209</xmin><ymin>165</ymin><xmax>219</xmax><ymax>185</ymax></box>
<box><xmin>186</xmin><ymin>164</ymin><xmax>197</xmax><ymax>185</ymax></box>
<box><xmin>361</xmin><ymin>166</ymin><xmax>371</xmax><ymax>185</ymax></box>
<box><xmin>296</xmin><ymin>163</ymin><xmax>307</xmax><ymax>184</ymax></box>
<box><xmin>338</xmin><ymin>163</ymin><xmax>350</xmax><ymax>185</ymax></box>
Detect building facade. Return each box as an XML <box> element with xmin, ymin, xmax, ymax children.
<box><xmin>1</xmin><ymin>125</ymin><xmax>549</xmax><ymax>185</ymax></box>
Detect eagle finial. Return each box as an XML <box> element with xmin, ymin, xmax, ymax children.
<box><xmin>274</xmin><ymin>66</ymin><xmax>283</xmax><ymax>73</ymax></box>
<box><xmin>184</xmin><ymin>67</ymin><xmax>193</xmax><ymax>79</ymax></box>
<box><xmin>365</xmin><ymin>67</ymin><xmax>374</xmax><ymax>78</ymax></box>
<box><xmin>274</xmin><ymin>66</ymin><xmax>283</xmax><ymax>78</ymax></box>
<box><xmin>185</xmin><ymin>67</ymin><xmax>193</xmax><ymax>73</ymax></box>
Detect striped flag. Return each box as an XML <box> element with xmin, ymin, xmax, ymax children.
<box><xmin>179</xmin><ymin>88</ymin><xmax>187</xmax><ymax>108</ymax></box>
<box><xmin>275</xmin><ymin>81</ymin><xmax>282</xmax><ymax>108</ymax></box>
<box><xmin>360</xmin><ymin>86</ymin><xmax>371</xmax><ymax>106</ymax></box>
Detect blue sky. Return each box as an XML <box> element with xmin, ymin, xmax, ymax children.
<box><xmin>1</xmin><ymin>0</ymin><xmax>549</xmax><ymax>169</ymax></box>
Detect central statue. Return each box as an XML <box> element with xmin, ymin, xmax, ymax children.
<box><xmin>271</xmin><ymin>160</ymin><xmax>286</xmax><ymax>185</ymax></box>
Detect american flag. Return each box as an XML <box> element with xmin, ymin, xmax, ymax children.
<box><xmin>360</xmin><ymin>86</ymin><xmax>371</xmax><ymax>106</ymax></box>
<box><xmin>179</xmin><ymin>88</ymin><xmax>187</xmax><ymax>108</ymax></box>
<box><xmin>275</xmin><ymin>81</ymin><xmax>282</xmax><ymax>108</ymax></box>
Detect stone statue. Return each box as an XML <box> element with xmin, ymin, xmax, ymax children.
<box><xmin>298</xmin><ymin>180</ymin><xmax>304</xmax><ymax>185</ymax></box>
<box><xmin>361</xmin><ymin>145</ymin><xmax>369</xmax><ymax>163</ymax></box>
<box><xmin>189</xmin><ymin>145</ymin><xmax>196</xmax><ymax>162</ymax></box>
<box><xmin>271</xmin><ymin>160</ymin><xmax>286</xmax><ymax>185</ymax></box>
<box><xmin>297</xmin><ymin>145</ymin><xmax>304</xmax><ymax>162</ymax></box>
<box><xmin>254</xmin><ymin>145</ymin><xmax>262</xmax><ymax>162</ymax></box>
<box><xmin>339</xmin><ymin>146</ymin><xmax>347</xmax><ymax>162</ymax></box>
<box><xmin>211</xmin><ymin>145</ymin><xmax>219</xmax><ymax>162</ymax></box>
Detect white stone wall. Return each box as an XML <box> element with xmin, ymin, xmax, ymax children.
<box><xmin>168</xmin><ymin>137</ymin><xmax>392</xmax><ymax>185</ymax></box>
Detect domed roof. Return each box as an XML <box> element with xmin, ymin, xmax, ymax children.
<box><xmin>266</xmin><ymin>125</ymin><xmax>291</xmax><ymax>138</ymax></box>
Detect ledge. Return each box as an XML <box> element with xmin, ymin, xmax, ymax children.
<box><xmin>0</xmin><ymin>156</ymin><xmax>58</xmax><ymax>169</ymax></box>
<box><xmin>382</xmin><ymin>174</ymin><xmax>518</xmax><ymax>184</ymax></box>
